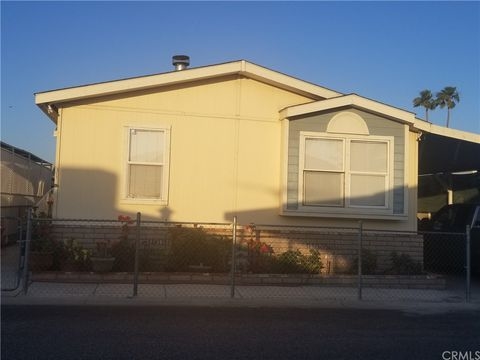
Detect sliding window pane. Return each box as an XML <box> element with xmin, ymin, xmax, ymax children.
<box><xmin>350</xmin><ymin>174</ymin><xmax>386</xmax><ymax>207</ymax></box>
<box><xmin>128</xmin><ymin>164</ymin><xmax>163</xmax><ymax>198</ymax></box>
<box><xmin>350</xmin><ymin>141</ymin><xmax>387</xmax><ymax>173</ymax></box>
<box><xmin>130</xmin><ymin>130</ymin><xmax>164</xmax><ymax>163</ymax></box>
<box><xmin>305</xmin><ymin>138</ymin><xmax>343</xmax><ymax>171</ymax></box>
<box><xmin>304</xmin><ymin>171</ymin><xmax>344</xmax><ymax>206</ymax></box>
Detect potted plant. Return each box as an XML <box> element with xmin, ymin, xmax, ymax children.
<box><xmin>29</xmin><ymin>215</ymin><xmax>59</xmax><ymax>271</ymax></box>
<box><xmin>61</xmin><ymin>238</ymin><xmax>90</xmax><ymax>271</ymax></box>
<box><xmin>90</xmin><ymin>240</ymin><xmax>115</xmax><ymax>272</ymax></box>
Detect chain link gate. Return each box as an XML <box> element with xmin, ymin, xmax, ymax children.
<box><xmin>1</xmin><ymin>214</ymin><xmax>28</xmax><ymax>292</ymax></box>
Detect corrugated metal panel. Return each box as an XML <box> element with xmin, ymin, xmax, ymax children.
<box><xmin>0</xmin><ymin>147</ymin><xmax>52</xmax><ymax>208</ymax></box>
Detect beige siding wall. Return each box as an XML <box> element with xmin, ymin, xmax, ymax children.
<box><xmin>407</xmin><ymin>131</ymin><xmax>419</xmax><ymax>230</ymax></box>
<box><xmin>55</xmin><ymin>76</ymin><xmax>310</xmax><ymax>223</ymax></box>
<box><xmin>54</xmin><ymin>76</ymin><xmax>418</xmax><ymax>231</ymax></box>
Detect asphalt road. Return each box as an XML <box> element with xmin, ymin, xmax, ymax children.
<box><xmin>2</xmin><ymin>305</ymin><xmax>479</xmax><ymax>360</ymax></box>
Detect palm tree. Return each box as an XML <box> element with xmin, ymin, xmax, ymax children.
<box><xmin>436</xmin><ymin>86</ymin><xmax>460</xmax><ymax>128</ymax></box>
<box><xmin>413</xmin><ymin>90</ymin><xmax>436</xmax><ymax>122</ymax></box>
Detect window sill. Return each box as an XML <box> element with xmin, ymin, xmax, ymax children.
<box><xmin>280</xmin><ymin>208</ymin><xmax>407</xmax><ymax>221</ymax></box>
<box><xmin>120</xmin><ymin>198</ymin><xmax>168</xmax><ymax>206</ymax></box>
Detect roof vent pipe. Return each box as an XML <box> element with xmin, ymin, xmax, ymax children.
<box><xmin>172</xmin><ymin>55</ymin><xmax>190</xmax><ymax>71</ymax></box>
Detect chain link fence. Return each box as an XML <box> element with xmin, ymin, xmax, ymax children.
<box><xmin>5</xmin><ymin>210</ymin><xmax>479</xmax><ymax>303</ymax></box>
<box><xmin>1</xmin><ymin>216</ymin><xmax>26</xmax><ymax>292</ymax></box>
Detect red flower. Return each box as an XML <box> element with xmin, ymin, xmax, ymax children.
<box><xmin>118</xmin><ymin>215</ymin><xmax>133</xmax><ymax>223</ymax></box>
<box><xmin>260</xmin><ymin>244</ymin><xmax>271</xmax><ymax>254</ymax></box>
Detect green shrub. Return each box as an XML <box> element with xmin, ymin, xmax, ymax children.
<box><xmin>350</xmin><ymin>248</ymin><xmax>378</xmax><ymax>275</ymax></box>
<box><xmin>31</xmin><ymin>216</ymin><xmax>56</xmax><ymax>252</ymax></box>
<box><xmin>31</xmin><ymin>215</ymin><xmax>64</xmax><ymax>270</ymax></box>
<box><xmin>165</xmin><ymin>227</ymin><xmax>231</xmax><ymax>272</ymax></box>
<box><xmin>386</xmin><ymin>252</ymin><xmax>423</xmax><ymax>275</ymax></box>
<box><xmin>272</xmin><ymin>249</ymin><xmax>323</xmax><ymax>274</ymax></box>
<box><xmin>111</xmin><ymin>238</ymin><xmax>135</xmax><ymax>272</ymax></box>
<box><xmin>140</xmin><ymin>248</ymin><xmax>167</xmax><ymax>272</ymax></box>
<box><xmin>61</xmin><ymin>238</ymin><xmax>91</xmax><ymax>271</ymax></box>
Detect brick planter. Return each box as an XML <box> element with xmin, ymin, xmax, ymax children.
<box><xmin>90</xmin><ymin>257</ymin><xmax>116</xmax><ymax>272</ymax></box>
<box><xmin>29</xmin><ymin>252</ymin><xmax>54</xmax><ymax>271</ymax></box>
<box><xmin>30</xmin><ymin>271</ymin><xmax>446</xmax><ymax>290</ymax></box>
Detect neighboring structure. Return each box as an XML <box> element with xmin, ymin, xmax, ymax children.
<box><xmin>417</xmin><ymin>131</ymin><xmax>480</xmax><ymax>218</ymax></box>
<box><xmin>35</xmin><ymin>58</ymin><xmax>480</xmax><ymax>232</ymax></box>
<box><xmin>1</xmin><ymin>141</ymin><xmax>53</xmax><ymax>245</ymax></box>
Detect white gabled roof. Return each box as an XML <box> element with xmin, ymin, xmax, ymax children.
<box><xmin>280</xmin><ymin>93</ymin><xmax>418</xmax><ymax>125</ymax></box>
<box><xmin>280</xmin><ymin>93</ymin><xmax>480</xmax><ymax>144</ymax></box>
<box><xmin>35</xmin><ymin>60</ymin><xmax>342</xmax><ymax>123</ymax></box>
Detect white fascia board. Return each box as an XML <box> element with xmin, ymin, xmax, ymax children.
<box><xmin>242</xmin><ymin>61</ymin><xmax>342</xmax><ymax>99</ymax></box>
<box><xmin>413</xmin><ymin>120</ymin><xmax>480</xmax><ymax>144</ymax></box>
<box><xmin>35</xmin><ymin>62</ymin><xmax>243</xmax><ymax>106</ymax></box>
<box><xmin>280</xmin><ymin>94</ymin><xmax>417</xmax><ymax>125</ymax></box>
<box><xmin>35</xmin><ymin>60</ymin><xmax>342</xmax><ymax>108</ymax></box>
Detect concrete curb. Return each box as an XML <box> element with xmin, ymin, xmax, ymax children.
<box><xmin>3</xmin><ymin>292</ymin><xmax>479</xmax><ymax>314</ymax></box>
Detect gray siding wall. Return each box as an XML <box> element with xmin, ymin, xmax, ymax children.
<box><xmin>287</xmin><ymin>108</ymin><xmax>405</xmax><ymax>214</ymax></box>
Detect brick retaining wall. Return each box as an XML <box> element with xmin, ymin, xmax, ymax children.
<box><xmin>47</xmin><ymin>223</ymin><xmax>424</xmax><ymax>275</ymax></box>
<box><xmin>242</xmin><ymin>228</ymin><xmax>423</xmax><ymax>274</ymax></box>
<box><xmin>30</xmin><ymin>272</ymin><xmax>445</xmax><ymax>290</ymax></box>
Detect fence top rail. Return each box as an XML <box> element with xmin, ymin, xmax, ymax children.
<box><xmin>32</xmin><ymin>217</ymin><xmax>233</xmax><ymax>227</ymax></box>
<box><xmin>250</xmin><ymin>224</ymin><xmax>421</xmax><ymax>235</ymax></box>
<box><xmin>142</xmin><ymin>220</ymin><xmax>232</xmax><ymax>227</ymax></box>
<box><xmin>29</xmin><ymin>217</ymin><xmax>467</xmax><ymax>236</ymax></box>
<box><xmin>418</xmin><ymin>230</ymin><xmax>466</xmax><ymax>236</ymax></box>
<box><xmin>254</xmin><ymin>224</ymin><xmax>467</xmax><ymax>236</ymax></box>
<box><xmin>33</xmin><ymin>217</ymin><xmax>117</xmax><ymax>222</ymax></box>
<box><xmin>250</xmin><ymin>223</ymin><xmax>359</xmax><ymax>231</ymax></box>
<box><xmin>362</xmin><ymin>229</ymin><xmax>419</xmax><ymax>236</ymax></box>
<box><xmin>1</xmin><ymin>216</ymin><xmax>24</xmax><ymax>220</ymax></box>
<box><xmin>33</xmin><ymin>217</ymin><xmax>124</xmax><ymax>224</ymax></box>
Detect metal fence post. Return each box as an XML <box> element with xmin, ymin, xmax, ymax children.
<box><xmin>22</xmin><ymin>208</ymin><xmax>33</xmax><ymax>295</ymax></box>
<box><xmin>133</xmin><ymin>212</ymin><xmax>141</xmax><ymax>297</ymax></box>
<box><xmin>357</xmin><ymin>221</ymin><xmax>363</xmax><ymax>301</ymax></box>
<box><xmin>230</xmin><ymin>216</ymin><xmax>237</xmax><ymax>298</ymax></box>
<box><xmin>466</xmin><ymin>225</ymin><xmax>471</xmax><ymax>303</ymax></box>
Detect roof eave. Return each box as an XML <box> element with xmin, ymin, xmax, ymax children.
<box><xmin>280</xmin><ymin>94</ymin><xmax>480</xmax><ymax>144</ymax></box>
<box><xmin>35</xmin><ymin>61</ymin><xmax>243</xmax><ymax>106</ymax></box>
<box><xmin>35</xmin><ymin>60</ymin><xmax>342</xmax><ymax>120</ymax></box>
<box><xmin>36</xmin><ymin>103</ymin><xmax>59</xmax><ymax>124</ymax></box>
<box><xmin>280</xmin><ymin>94</ymin><xmax>417</xmax><ymax>125</ymax></box>
<box><xmin>413</xmin><ymin>120</ymin><xmax>480</xmax><ymax>144</ymax></box>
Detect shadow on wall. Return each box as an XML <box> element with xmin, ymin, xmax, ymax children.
<box><xmin>223</xmin><ymin>209</ymin><xmax>423</xmax><ymax>275</ymax></box>
<box><xmin>56</xmin><ymin>167</ymin><xmax>174</xmax><ymax>221</ymax></box>
<box><xmin>56</xmin><ymin>166</ymin><xmax>412</xmax><ymax>226</ymax></box>
<box><xmin>51</xmin><ymin>168</ymin><xmax>425</xmax><ymax>274</ymax></box>
<box><xmin>224</xmin><ymin>184</ymin><xmax>411</xmax><ymax>227</ymax></box>
<box><xmin>54</xmin><ymin>168</ymin><xmax>474</xmax><ymax>230</ymax></box>
<box><xmin>222</xmin><ymin>184</ymin><xmax>424</xmax><ymax>274</ymax></box>
<box><xmin>56</xmin><ymin>168</ymin><xmax>120</xmax><ymax>219</ymax></box>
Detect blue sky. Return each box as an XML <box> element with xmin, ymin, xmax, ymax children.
<box><xmin>2</xmin><ymin>1</ymin><xmax>479</xmax><ymax>163</ymax></box>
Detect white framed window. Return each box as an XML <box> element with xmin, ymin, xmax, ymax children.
<box><xmin>299</xmin><ymin>132</ymin><xmax>393</xmax><ymax>211</ymax></box>
<box><xmin>125</xmin><ymin>127</ymin><xmax>170</xmax><ymax>202</ymax></box>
